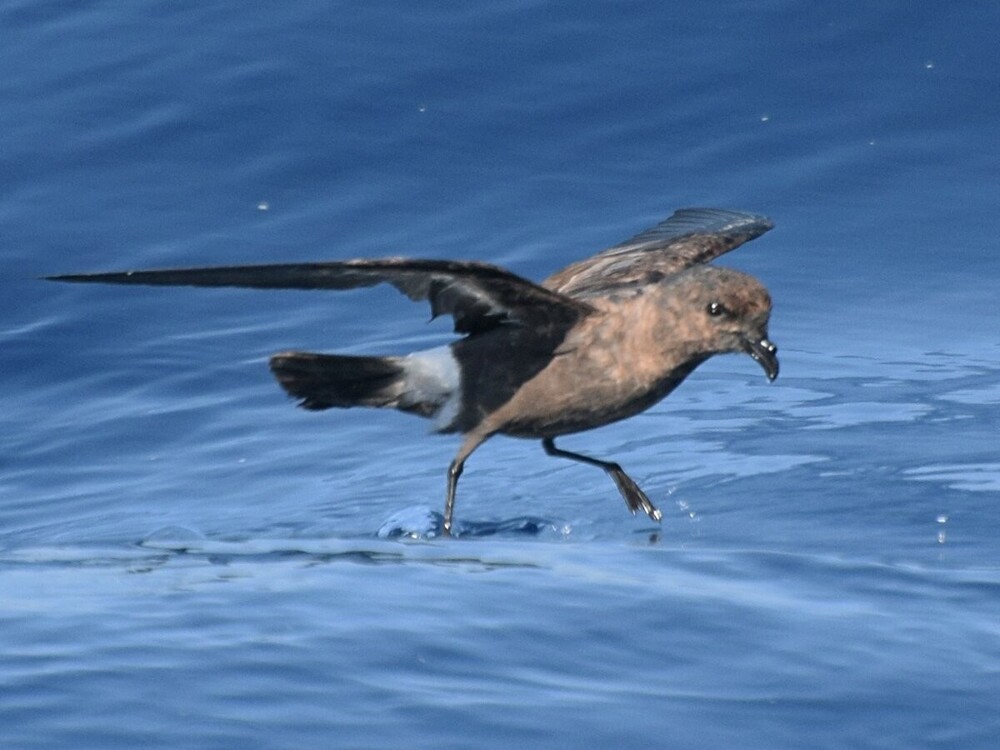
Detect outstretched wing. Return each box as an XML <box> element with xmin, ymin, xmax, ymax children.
<box><xmin>47</xmin><ymin>258</ymin><xmax>593</xmax><ymax>336</ymax></box>
<box><xmin>543</xmin><ymin>208</ymin><xmax>774</xmax><ymax>298</ymax></box>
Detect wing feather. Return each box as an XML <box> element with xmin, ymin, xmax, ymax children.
<box><xmin>47</xmin><ymin>258</ymin><xmax>592</xmax><ymax>335</ymax></box>
<box><xmin>544</xmin><ymin>208</ymin><xmax>774</xmax><ymax>297</ymax></box>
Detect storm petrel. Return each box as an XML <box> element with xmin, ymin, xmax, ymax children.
<box><xmin>48</xmin><ymin>207</ymin><xmax>779</xmax><ymax>535</ymax></box>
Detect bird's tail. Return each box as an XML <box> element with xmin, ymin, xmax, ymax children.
<box><xmin>269</xmin><ymin>346</ymin><xmax>460</xmax><ymax>425</ymax></box>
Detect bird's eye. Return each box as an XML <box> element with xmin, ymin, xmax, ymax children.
<box><xmin>707</xmin><ymin>301</ymin><xmax>728</xmax><ymax>317</ymax></box>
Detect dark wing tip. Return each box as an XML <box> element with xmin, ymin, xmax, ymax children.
<box><xmin>41</xmin><ymin>264</ymin><xmax>354</xmax><ymax>289</ymax></box>
<box><xmin>45</xmin><ymin>272</ymin><xmax>135</xmax><ymax>283</ymax></box>
<box><xmin>607</xmin><ymin>207</ymin><xmax>774</xmax><ymax>256</ymax></box>
<box><xmin>675</xmin><ymin>207</ymin><xmax>775</xmax><ymax>239</ymax></box>
<box><xmin>674</xmin><ymin>208</ymin><xmax>774</xmax><ymax>237</ymax></box>
<box><xmin>672</xmin><ymin>207</ymin><xmax>774</xmax><ymax>230</ymax></box>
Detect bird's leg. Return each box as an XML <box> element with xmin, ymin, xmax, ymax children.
<box><xmin>443</xmin><ymin>459</ymin><xmax>463</xmax><ymax>536</ymax></box>
<box><xmin>442</xmin><ymin>431</ymin><xmax>491</xmax><ymax>537</ymax></box>
<box><xmin>542</xmin><ymin>438</ymin><xmax>662</xmax><ymax>522</ymax></box>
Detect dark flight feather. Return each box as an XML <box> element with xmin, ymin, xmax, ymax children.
<box><xmin>48</xmin><ymin>258</ymin><xmax>593</xmax><ymax>336</ymax></box>
<box><xmin>543</xmin><ymin>208</ymin><xmax>774</xmax><ymax>297</ymax></box>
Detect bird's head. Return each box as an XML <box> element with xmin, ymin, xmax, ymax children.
<box><xmin>664</xmin><ymin>266</ymin><xmax>778</xmax><ymax>381</ymax></box>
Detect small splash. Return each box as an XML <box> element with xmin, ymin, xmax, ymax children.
<box><xmin>676</xmin><ymin>498</ymin><xmax>698</xmax><ymax>521</ymax></box>
<box><xmin>375</xmin><ymin>506</ymin><xmax>560</xmax><ymax>540</ymax></box>
<box><xmin>376</xmin><ymin>506</ymin><xmax>442</xmax><ymax>539</ymax></box>
<box><xmin>936</xmin><ymin>513</ymin><xmax>948</xmax><ymax>544</ymax></box>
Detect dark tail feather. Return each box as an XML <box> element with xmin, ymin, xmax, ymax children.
<box><xmin>269</xmin><ymin>351</ymin><xmax>405</xmax><ymax>411</ymax></box>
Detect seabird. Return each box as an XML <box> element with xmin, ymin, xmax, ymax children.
<box><xmin>48</xmin><ymin>207</ymin><xmax>779</xmax><ymax>535</ymax></box>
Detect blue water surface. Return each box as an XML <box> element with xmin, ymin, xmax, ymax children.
<box><xmin>3</xmin><ymin>1</ymin><xmax>999</xmax><ymax>748</ymax></box>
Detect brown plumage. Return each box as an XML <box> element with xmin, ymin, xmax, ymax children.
<box><xmin>48</xmin><ymin>207</ymin><xmax>779</xmax><ymax>535</ymax></box>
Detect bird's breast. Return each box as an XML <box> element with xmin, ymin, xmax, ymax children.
<box><xmin>481</xmin><ymin>297</ymin><xmax>698</xmax><ymax>438</ymax></box>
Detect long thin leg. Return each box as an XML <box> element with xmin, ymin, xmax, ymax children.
<box><xmin>443</xmin><ymin>460</ymin><xmax>462</xmax><ymax>536</ymax></box>
<box><xmin>443</xmin><ymin>432</ymin><xmax>491</xmax><ymax>536</ymax></box>
<box><xmin>542</xmin><ymin>437</ymin><xmax>662</xmax><ymax>522</ymax></box>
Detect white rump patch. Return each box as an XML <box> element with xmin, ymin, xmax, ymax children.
<box><xmin>403</xmin><ymin>345</ymin><xmax>462</xmax><ymax>428</ymax></box>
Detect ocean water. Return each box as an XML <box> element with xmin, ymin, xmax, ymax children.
<box><xmin>3</xmin><ymin>1</ymin><xmax>999</xmax><ymax>748</ymax></box>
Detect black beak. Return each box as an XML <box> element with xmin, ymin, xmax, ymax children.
<box><xmin>743</xmin><ymin>336</ymin><xmax>779</xmax><ymax>381</ymax></box>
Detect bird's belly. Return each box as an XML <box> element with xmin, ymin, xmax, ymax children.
<box><xmin>489</xmin><ymin>353</ymin><xmax>696</xmax><ymax>439</ymax></box>
<box><xmin>499</xmin><ymin>393</ymin><xmax>664</xmax><ymax>438</ymax></box>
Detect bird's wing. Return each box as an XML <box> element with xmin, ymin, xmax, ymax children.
<box><xmin>543</xmin><ymin>208</ymin><xmax>774</xmax><ymax>298</ymax></box>
<box><xmin>47</xmin><ymin>258</ymin><xmax>593</xmax><ymax>335</ymax></box>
